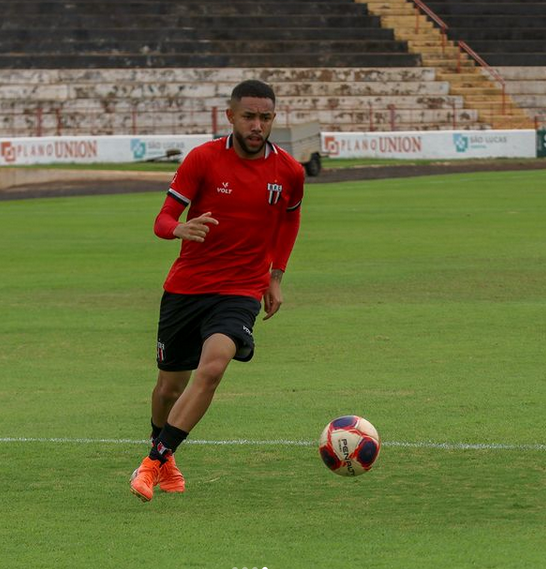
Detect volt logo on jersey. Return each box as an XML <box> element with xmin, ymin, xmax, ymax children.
<box><xmin>267</xmin><ymin>182</ymin><xmax>283</xmax><ymax>205</ymax></box>
<box><xmin>217</xmin><ymin>181</ymin><xmax>233</xmax><ymax>194</ymax></box>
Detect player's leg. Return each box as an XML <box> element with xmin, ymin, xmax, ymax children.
<box><xmin>151</xmin><ymin>369</ymin><xmax>192</xmax><ymax>436</ymax></box>
<box><xmin>130</xmin><ymin>295</ymin><xmax>260</xmax><ymax>502</ymax></box>
<box><xmin>148</xmin><ymin>369</ymin><xmax>192</xmax><ymax>494</ymax></box>
<box><xmin>130</xmin><ymin>334</ymin><xmax>235</xmax><ymax>502</ymax></box>
<box><xmin>131</xmin><ymin>334</ymin><xmax>237</xmax><ymax>501</ymax></box>
<box><xmin>166</xmin><ymin>332</ymin><xmax>236</xmax><ymax>432</ymax></box>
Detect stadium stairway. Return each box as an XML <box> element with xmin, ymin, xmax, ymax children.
<box><xmin>361</xmin><ymin>0</ymin><xmax>536</xmax><ymax>129</ymax></box>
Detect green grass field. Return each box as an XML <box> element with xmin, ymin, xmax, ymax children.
<box><xmin>0</xmin><ymin>169</ymin><xmax>545</xmax><ymax>569</ymax></box>
<box><xmin>4</xmin><ymin>156</ymin><xmax>545</xmax><ymax>171</ymax></box>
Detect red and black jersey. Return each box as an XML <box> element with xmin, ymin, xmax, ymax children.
<box><xmin>154</xmin><ymin>135</ymin><xmax>304</xmax><ymax>300</ymax></box>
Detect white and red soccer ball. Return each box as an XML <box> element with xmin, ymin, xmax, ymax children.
<box><xmin>319</xmin><ymin>415</ymin><xmax>381</xmax><ymax>476</ymax></box>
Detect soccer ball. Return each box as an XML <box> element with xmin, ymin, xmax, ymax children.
<box><xmin>319</xmin><ymin>415</ymin><xmax>381</xmax><ymax>476</ymax></box>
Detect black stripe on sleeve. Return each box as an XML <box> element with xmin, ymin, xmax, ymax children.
<box><xmin>286</xmin><ymin>200</ymin><xmax>302</xmax><ymax>212</ymax></box>
<box><xmin>167</xmin><ymin>188</ymin><xmax>191</xmax><ymax>206</ymax></box>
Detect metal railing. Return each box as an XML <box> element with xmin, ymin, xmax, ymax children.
<box><xmin>411</xmin><ymin>0</ymin><xmax>449</xmax><ymax>53</ymax></box>
<box><xmin>458</xmin><ymin>40</ymin><xmax>507</xmax><ymax>115</ymax></box>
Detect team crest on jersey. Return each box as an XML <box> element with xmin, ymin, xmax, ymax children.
<box><xmin>267</xmin><ymin>182</ymin><xmax>283</xmax><ymax>205</ymax></box>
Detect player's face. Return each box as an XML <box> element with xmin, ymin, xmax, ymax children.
<box><xmin>226</xmin><ymin>96</ymin><xmax>276</xmax><ymax>159</ymax></box>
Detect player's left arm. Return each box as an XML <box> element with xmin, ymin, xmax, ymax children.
<box><xmin>263</xmin><ymin>200</ymin><xmax>302</xmax><ymax>320</ymax></box>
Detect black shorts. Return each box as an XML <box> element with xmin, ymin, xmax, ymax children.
<box><xmin>156</xmin><ymin>292</ymin><xmax>262</xmax><ymax>372</ymax></box>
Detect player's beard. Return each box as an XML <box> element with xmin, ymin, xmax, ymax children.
<box><xmin>234</xmin><ymin>130</ymin><xmax>267</xmax><ymax>156</ymax></box>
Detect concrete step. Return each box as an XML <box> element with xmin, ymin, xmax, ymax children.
<box><xmin>395</xmin><ymin>30</ymin><xmax>446</xmax><ymax>40</ymax></box>
<box><xmin>482</xmin><ymin>116</ymin><xmax>535</xmax><ymax>129</ymax></box>
<box><xmin>467</xmin><ymin>103</ymin><xmax>529</xmax><ymax>116</ymax></box>
<box><xmin>449</xmin><ymin>82</ymin><xmax>514</xmax><ymax>94</ymax></box>
<box><xmin>492</xmin><ymin>67</ymin><xmax>546</xmax><ymax>81</ymax></box>
<box><xmin>407</xmin><ymin>39</ymin><xmax>457</xmax><ymax>48</ymax></box>
<box><xmin>420</xmin><ymin>57</ymin><xmax>474</xmax><ymax>69</ymax></box>
<box><xmin>366</xmin><ymin>6</ymin><xmax>415</xmax><ymax>16</ymax></box>
<box><xmin>425</xmin><ymin>3</ymin><xmax>546</xmax><ymax>17</ymax></box>
<box><xmin>0</xmin><ymin>93</ymin><xmax>466</xmax><ymax>113</ymax></box>
<box><xmin>5</xmin><ymin>0</ymin><xmax>357</xmax><ymax>2</ymax></box>
<box><xmin>436</xmin><ymin>71</ymin><xmax>484</xmax><ymax>82</ymax></box>
<box><xmin>0</xmin><ymin>26</ymin><xmax>396</xmax><ymax>42</ymax></box>
<box><xmin>436</xmin><ymin>77</ymin><xmax>498</xmax><ymax>89</ymax></box>
<box><xmin>0</xmin><ymin>1</ymin><xmax>372</xmax><ymax>16</ymax></box>
<box><xmin>0</xmin><ymin>14</ymin><xmax>384</xmax><ymax>29</ymax></box>
<box><xmin>4</xmin><ymin>121</ymin><xmax>485</xmax><ymax>138</ymax></box>
<box><xmin>381</xmin><ymin>15</ymin><xmax>434</xmax><ymax>28</ymax></box>
<box><xmin>0</xmin><ymin>79</ymin><xmax>450</xmax><ymax>101</ymax></box>
<box><xmin>503</xmin><ymin>81</ymin><xmax>546</xmax><ymax>94</ymax></box>
<box><xmin>408</xmin><ymin>45</ymin><xmax>459</xmax><ymax>55</ymax></box>
<box><xmin>464</xmin><ymin>40</ymin><xmax>546</xmax><ymax>54</ymax></box>
<box><xmin>0</xmin><ymin>39</ymin><xmax>411</xmax><ymax>56</ymax></box>
<box><xmin>508</xmin><ymin>94</ymin><xmax>546</xmax><ymax>108</ymax></box>
<box><xmin>0</xmin><ymin>67</ymin><xmax>438</xmax><ymax>84</ymax></box>
<box><xmin>449</xmin><ymin>28</ymin><xmax>546</xmax><ymax>42</ymax></box>
<box><xmin>450</xmin><ymin>86</ymin><xmax>506</xmax><ymax>96</ymax></box>
<box><xmin>481</xmin><ymin>54</ymin><xmax>546</xmax><ymax>66</ymax></box>
<box><xmin>1</xmin><ymin>107</ymin><xmax>480</xmax><ymax>132</ymax></box>
<box><xmin>461</xmin><ymin>94</ymin><xmax>514</xmax><ymax>104</ymax></box>
<box><xmin>0</xmin><ymin>52</ymin><xmax>421</xmax><ymax>68</ymax></box>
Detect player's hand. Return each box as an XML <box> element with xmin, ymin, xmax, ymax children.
<box><xmin>263</xmin><ymin>272</ymin><xmax>283</xmax><ymax>320</ymax></box>
<box><xmin>173</xmin><ymin>212</ymin><xmax>219</xmax><ymax>242</ymax></box>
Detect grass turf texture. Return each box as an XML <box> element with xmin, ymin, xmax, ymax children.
<box><xmin>4</xmin><ymin>156</ymin><xmax>545</xmax><ymax>171</ymax></box>
<box><xmin>0</xmin><ymin>169</ymin><xmax>545</xmax><ymax>568</ymax></box>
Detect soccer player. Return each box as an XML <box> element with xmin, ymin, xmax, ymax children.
<box><xmin>130</xmin><ymin>80</ymin><xmax>305</xmax><ymax>501</ymax></box>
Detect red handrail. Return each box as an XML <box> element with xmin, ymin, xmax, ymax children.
<box><xmin>458</xmin><ymin>40</ymin><xmax>506</xmax><ymax>115</ymax></box>
<box><xmin>411</xmin><ymin>0</ymin><xmax>448</xmax><ymax>53</ymax></box>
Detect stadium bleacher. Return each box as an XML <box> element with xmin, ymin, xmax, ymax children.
<box><xmin>424</xmin><ymin>0</ymin><xmax>546</xmax><ymax>67</ymax></box>
<box><xmin>0</xmin><ymin>67</ymin><xmax>481</xmax><ymax>135</ymax></box>
<box><xmin>0</xmin><ymin>0</ymin><xmax>419</xmax><ymax>68</ymax></box>
<box><xmin>0</xmin><ymin>0</ymin><xmax>543</xmax><ymax>136</ymax></box>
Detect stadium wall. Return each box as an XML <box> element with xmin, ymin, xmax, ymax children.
<box><xmin>0</xmin><ymin>130</ymin><xmax>539</xmax><ymax>172</ymax></box>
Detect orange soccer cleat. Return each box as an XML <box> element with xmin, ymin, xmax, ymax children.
<box><xmin>130</xmin><ymin>457</ymin><xmax>161</xmax><ymax>502</ymax></box>
<box><xmin>158</xmin><ymin>453</ymin><xmax>186</xmax><ymax>493</ymax></box>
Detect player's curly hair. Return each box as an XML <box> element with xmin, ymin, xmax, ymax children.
<box><xmin>230</xmin><ymin>80</ymin><xmax>276</xmax><ymax>105</ymax></box>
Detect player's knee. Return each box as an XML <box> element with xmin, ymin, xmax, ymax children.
<box><xmin>196</xmin><ymin>360</ymin><xmax>228</xmax><ymax>390</ymax></box>
<box><xmin>155</xmin><ymin>381</ymin><xmax>184</xmax><ymax>404</ymax></box>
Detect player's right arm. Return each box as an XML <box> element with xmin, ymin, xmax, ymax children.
<box><xmin>154</xmin><ymin>198</ymin><xmax>218</xmax><ymax>242</ymax></box>
<box><xmin>153</xmin><ymin>145</ymin><xmax>218</xmax><ymax>242</ymax></box>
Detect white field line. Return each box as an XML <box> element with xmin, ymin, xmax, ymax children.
<box><xmin>0</xmin><ymin>437</ymin><xmax>545</xmax><ymax>452</ymax></box>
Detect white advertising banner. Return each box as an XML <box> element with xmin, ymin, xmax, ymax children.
<box><xmin>0</xmin><ymin>134</ymin><xmax>212</xmax><ymax>166</ymax></box>
<box><xmin>321</xmin><ymin>130</ymin><xmax>536</xmax><ymax>160</ymax></box>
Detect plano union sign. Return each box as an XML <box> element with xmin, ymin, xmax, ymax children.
<box><xmin>322</xmin><ymin>130</ymin><xmax>536</xmax><ymax>159</ymax></box>
<box><xmin>0</xmin><ymin>134</ymin><xmax>211</xmax><ymax>165</ymax></box>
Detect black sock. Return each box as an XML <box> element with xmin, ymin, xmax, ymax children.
<box><xmin>150</xmin><ymin>420</ymin><xmax>162</xmax><ymax>440</ymax></box>
<box><xmin>149</xmin><ymin>422</ymin><xmax>189</xmax><ymax>464</ymax></box>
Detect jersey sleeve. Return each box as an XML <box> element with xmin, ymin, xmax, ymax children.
<box><xmin>154</xmin><ymin>194</ymin><xmax>187</xmax><ymax>239</ymax></box>
<box><xmin>286</xmin><ymin>162</ymin><xmax>305</xmax><ymax>212</ymax></box>
<box><xmin>271</xmin><ymin>165</ymin><xmax>304</xmax><ymax>271</ymax></box>
<box><xmin>153</xmin><ymin>147</ymin><xmax>204</xmax><ymax>240</ymax></box>
<box><xmin>271</xmin><ymin>207</ymin><xmax>301</xmax><ymax>271</ymax></box>
<box><xmin>167</xmin><ymin>146</ymin><xmax>204</xmax><ymax>205</ymax></box>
